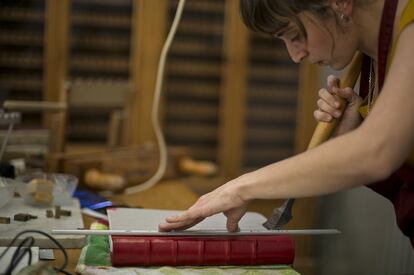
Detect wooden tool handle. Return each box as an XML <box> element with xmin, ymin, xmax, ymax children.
<box><xmin>3</xmin><ymin>100</ymin><xmax>67</xmax><ymax>112</ymax></box>
<box><xmin>179</xmin><ymin>156</ymin><xmax>218</xmax><ymax>177</ymax></box>
<box><xmin>307</xmin><ymin>52</ymin><xmax>363</xmax><ymax>149</ymax></box>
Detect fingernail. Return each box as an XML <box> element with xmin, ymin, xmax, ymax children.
<box><xmin>335</xmin><ymin>101</ymin><xmax>340</xmax><ymax>108</ymax></box>
<box><xmin>334</xmin><ymin>111</ymin><xmax>341</xmax><ymax>117</ymax></box>
<box><xmin>166</xmin><ymin>215</ymin><xmax>179</xmax><ymax>222</ymax></box>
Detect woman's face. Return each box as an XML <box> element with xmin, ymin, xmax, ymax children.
<box><xmin>276</xmin><ymin>11</ymin><xmax>358</xmax><ymax>70</ymax></box>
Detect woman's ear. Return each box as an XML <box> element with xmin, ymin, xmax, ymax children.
<box><xmin>331</xmin><ymin>0</ymin><xmax>354</xmax><ymax>19</ymax></box>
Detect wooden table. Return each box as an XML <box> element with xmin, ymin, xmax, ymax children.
<box><xmin>52</xmin><ymin>179</ymin><xmax>199</xmax><ymax>273</ymax></box>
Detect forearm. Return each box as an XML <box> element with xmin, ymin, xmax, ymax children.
<box><xmin>239</xmin><ymin>127</ymin><xmax>383</xmax><ymax>200</ymax></box>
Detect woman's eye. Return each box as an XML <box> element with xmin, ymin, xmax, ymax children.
<box><xmin>290</xmin><ymin>33</ymin><xmax>300</xmax><ymax>42</ymax></box>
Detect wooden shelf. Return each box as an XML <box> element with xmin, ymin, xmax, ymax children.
<box><xmin>247</xmin><ymin>86</ymin><xmax>298</xmax><ymax>102</ymax></box>
<box><xmin>244</xmin><ymin>147</ymin><xmax>294</xmax><ymax>163</ymax></box>
<box><xmin>0</xmin><ymin>53</ymin><xmax>42</xmax><ymax>69</ymax></box>
<box><xmin>0</xmin><ymin>2</ymin><xmax>45</xmax><ymax>131</ymax></box>
<box><xmin>166</xmin><ymin>124</ymin><xmax>217</xmax><ymax>141</ymax></box>
<box><xmin>71</xmin><ymin>13</ymin><xmax>131</xmax><ymax>29</ymax></box>
<box><xmin>186</xmin><ymin>147</ymin><xmax>217</xmax><ymax>161</ymax></box>
<box><xmin>166</xmin><ymin>103</ymin><xmax>218</xmax><ymax>121</ymax></box>
<box><xmin>0</xmin><ymin>8</ymin><xmax>43</xmax><ymax>22</ymax></box>
<box><xmin>168</xmin><ymin>61</ymin><xmax>221</xmax><ymax>77</ymax></box>
<box><xmin>0</xmin><ymin>76</ymin><xmax>42</xmax><ymax>91</ymax></box>
<box><xmin>70</xmin><ymin>36</ymin><xmax>129</xmax><ymax>52</ymax></box>
<box><xmin>0</xmin><ymin>31</ymin><xmax>43</xmax><ymax>46</ymax></box>
<box><xmin>250</xmin><ymin>49</ymin><xmax>292</xmax><ymax>62</ymax></box>
<box><xmin>247</xmin><ymin>106</ymin><xmax>297</xmax><ymax>121</ymax></box>
<box><xmin>249</xmin><ymin>66</ymin><xmax>298</xmax><ymax>80</ymax></box>
<box><xmin>70</xmin><ymin>56</ymin><xmax>129</xmax><ymax>73</ymax></box>
<box><xmin>72</xmin><ymin>0</ymin><xmax>132</xmax><ymax>7</ymax></box>
<box><xmin>171</xmin><ymin>40</ymin><xmax>221</xmax><ymax>57</ymax></box>
<box><xmin>245</xmin><ymin>128</ymin><xmax>294</xmax><ymax>143</ymax></box>
<box><xmin>169</xmin><ymin>0</ymin><xmax>224</xmax><ymax>14</ymax></box>
<box><xmin>166</xmin><ymin>82</ymin><xmax>219</xmax><ymax>100</ymax></box>
<box><xmin>177</xmin><ymin>19</ymin><xmax>223</xmax><ymax>35</ymax></box>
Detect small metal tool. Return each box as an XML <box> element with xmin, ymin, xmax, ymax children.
<box><xmin>263</xmin><ymin>199</ymin><xmax>295</xmax><ymax>229</ymax></box>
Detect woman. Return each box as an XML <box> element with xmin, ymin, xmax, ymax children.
<box><xmin>159</xmin><ymin>0</ymin><xmax>414</xmax><ymax>246</ymax></box>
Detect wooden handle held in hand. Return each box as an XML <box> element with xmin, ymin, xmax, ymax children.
<box><xmin>307</xmin><ymin>52</ymin><xmax>363</xmax><ymax>149</ymax></box>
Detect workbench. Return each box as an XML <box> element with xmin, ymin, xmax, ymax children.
<box><xmin>50</xmin><ymin>179</ymin><xmax>199</xmax><ymax>273</ymax></box>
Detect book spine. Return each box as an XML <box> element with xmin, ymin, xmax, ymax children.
<box><xmin>111</xmin><ymin>236</ymin><xmax>294</xmax><ymax>266</ymax></box>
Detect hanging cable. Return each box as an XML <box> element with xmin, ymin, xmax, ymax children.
<box><xmin>125</xmin><ymin>0</ymin><xmax>186</xmax><ymax>194</ymax></box>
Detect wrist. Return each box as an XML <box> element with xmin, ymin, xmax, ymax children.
<box><xmin>233</xmin><ymin>172</ymin><xmax>257</xmax><ymax>202</ymax></box>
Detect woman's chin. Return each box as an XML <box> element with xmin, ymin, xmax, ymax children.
<box><xmin>330</xmin><ymin>61</ymin><xmax>348</xmax><ymax>71</ymax></box>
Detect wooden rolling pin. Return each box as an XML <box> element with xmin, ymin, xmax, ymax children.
<box><xmin>264</xmin><ymin>52</ymin><xmax>363</xmax><ymax>230</ymax></box>
<box><xmin>308</xmin><ymin>52</ymin><xmax>363</xmax><ymax>149</ymax></box>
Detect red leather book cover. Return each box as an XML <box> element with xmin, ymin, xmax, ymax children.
<box><xmin>107</xmin><ymin>208</ymin><xmax>295</xmax><ymax>266</ymax></box>
<box><xmin>111</xmin><ymin>235</ymin><xmax>294</xmax><ymax>266</ymax></box>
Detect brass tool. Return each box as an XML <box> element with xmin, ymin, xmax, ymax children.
<box><xmin>263</xmin><ymin>52</ymin><xmax>363</xmax><ymax>230</ymax></box>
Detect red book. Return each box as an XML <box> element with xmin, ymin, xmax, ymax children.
<box><xmin>111</xmin><ymin>235</ymin><xmax>294</xmax><ymax>266</ymax></box>
<box><xmin>108</xmin><ymin>208</ymin><xmax>295</xmax><ymax>267</ymax></box>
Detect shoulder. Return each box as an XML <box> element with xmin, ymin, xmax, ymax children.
<box><xmin>389</xmin><ymin>23</ymin><xmax>414</xmax><ymax>80</ymax></box>
<box><xmin>390</xmin><ymin>1</ymin><xmax>414</xmax><ymax>71</ymax></box>
<box><xmin>397</xmin><ymin>0</ymin><xmax>414</xmax><ymax>32</ymax></box>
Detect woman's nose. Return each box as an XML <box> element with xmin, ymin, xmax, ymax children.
<box><xmin>286</xmin><ymin>42</ymin><xmax>308</xmax><ymax>63</ymax></box>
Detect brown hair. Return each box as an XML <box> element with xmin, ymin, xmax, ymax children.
<box><xmin>239</xmin><ymin>0</ymin><xmax>354</xmax><ymax>38</ymax></box>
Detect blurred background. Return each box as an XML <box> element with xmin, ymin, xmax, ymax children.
<box><xmin>0</xmin><ymin>0</ymin><xmax>412</xmax><ymax>274</ymax></box>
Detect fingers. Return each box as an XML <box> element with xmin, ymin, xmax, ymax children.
<box><xmin>224</xmin><ymin>207</ymin><xmax>246</xmax><ymax>232</ymax></box>
<box><xmin>327</xmin><ymin>74</ymin><xmax>339</xmax><ymax>91</ymax></box>
<box><xmin>158</xmin><ymin>217</ymin><xmax>204</xmax><ymax>232</ymax></box>
<box><xmin>315</xmin><ymin>88</ymin><xmax>341</xmax><ymax>122</ymax></box>
<box><xmin>327</xmin><ymin>74</ymin><xmax>360</xmax><ymax>103</ymax></box>
<box><xmin>314</xmin><ymin>109</ymin><xmax>333</xmax><ymax>122</ymax></box>
<box><xmin>335</xmin><ymin>87</ymin><xmax>362</xmax><ymax>105</ymax></box>
<box><xmin>333</xmin><ymin>87</ymin><xmax>350</xmax><ymax>102</ymax></box>
<box><xmin>226</xmin><ymin>217</ymin><xmax>240</xmax><ymax>232</ymax></box>
<box><xmin>158</xmin><ymin>200</ymin><xmax>210</xmax><ymax>232</ymax></box>
<box><xmin>315</xmin><ymin>75</ymin><xmax>362</xmax><ymax>123</ymax></box>
<box><xmin>158</xmin><ymin>183</ymin><xmax>249</xmax><ymax>233</ymax></box>
<box><xmin>318</xmin><ymin>89</ymin><xmax>341</xmax><ymax>114</ymax></box>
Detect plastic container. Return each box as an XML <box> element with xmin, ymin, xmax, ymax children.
<box><xmin>0</xmin><ymin>177</ymin><xmax>15</xmax><ymax>208</ymax></box>
<box><xmin>16</xmin><ymin>172</ymin><xmax>78</xmax><ymax>206</ymax></box>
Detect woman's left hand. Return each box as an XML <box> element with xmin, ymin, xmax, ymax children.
<box><xmin>158</xmin><ymin>179</ymin><xmax>249</xmax><ymax>232</ymax></box>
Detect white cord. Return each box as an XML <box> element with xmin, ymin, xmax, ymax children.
<box><xmin>125</xmin><ymin>0</ymin><xmax>186</xmax><ymax>194</ymax></box>
<box><xmin>0</xmin><ymin>123</ymin><xmax>13</xmax><ymax>162</ymax></box>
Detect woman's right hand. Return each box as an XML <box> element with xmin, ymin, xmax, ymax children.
<box><xmin>158</xmin><ymin>176</ymin><xmax>250</xmax><ymax>233</ymax></box>
<box><xmin>314</xmin><ymin>75</ymin><xmax>363</xmax><ymax>136</ymax></box>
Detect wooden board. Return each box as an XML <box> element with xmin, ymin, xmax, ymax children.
<box><xmin>0</xmin><ymin>198</ymin><xmax>84</xmax><ymax>248</ymax></box>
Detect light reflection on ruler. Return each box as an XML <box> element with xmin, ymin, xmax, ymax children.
<box><xmin>52</xmin><ymin>229</ymin><xmax>341</xmax><ymax>236</ymax></box>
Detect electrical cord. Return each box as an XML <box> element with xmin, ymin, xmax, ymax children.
<box><xmin>7</xmin><ymin>236</ymin><xmax>34</xmax><ymax>274</ymax></box>
<box><xmin>125</xmin><ymin>0</ymin><xmax>186</xmax><ymax>194</ymax></box>
<box><xmin>0</xmin><ymin>230</ymin><xmax>69</xmax><ymax>275</ymax></box>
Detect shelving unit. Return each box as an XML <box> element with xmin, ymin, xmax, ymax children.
<box><xmin>243</xmin><ymin>34</ymin><xmax>299</xmax><ymax>169</ymax></box>
<box><xmin>67</xmin><ymin>0</ymin><xmax>132</xmax><ymax>142</ymax></box>
<box><xmin>0</xmin><ymin>0</ymin><xmax>45</xmax><ymax>126</ymax></box>
<box><xmin>164</xmin><ymin>0</ymin><xmax>224</xmax><ymax>162</ymax></box>
<box><xmin>0</xmin><ymin>0</ymin><xmax>301</xmax><ymax>168</ymax></box>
